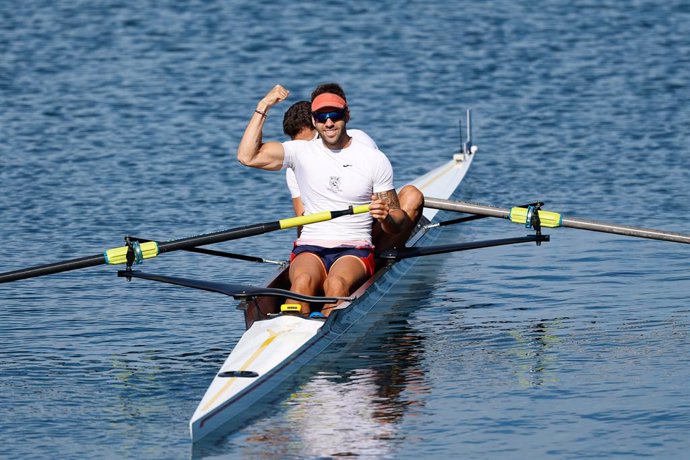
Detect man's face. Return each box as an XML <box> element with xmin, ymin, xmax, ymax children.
<box><xmin>312</xmin><ymin>108</ymin><xmax>348</xmax><ymax>147</ymax></box>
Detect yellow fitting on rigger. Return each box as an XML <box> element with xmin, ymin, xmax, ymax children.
<box><xmin>280</xmin><ymin>303</ymin><xmax>302</xmax><ymax>312</ymax></box>
<box><xmin>509</xmin><ymin>207</ymin><xmax>562</xmax><ymax>228</ymax></box>
<box><xmin>104</xmin><ymin>241</ymin><xmax>159</xmax><ymax>265</ymax></box>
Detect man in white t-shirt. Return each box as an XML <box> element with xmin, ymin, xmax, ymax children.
<box><xmin>282</xmin><ymin>100</ymin><xmax>379</xmax><ymax>218</ymax></box>
<box><xmin>237</xmin><ymin>83</ymin><xmax>415</xmax><ymax>316</ymax></box>
<box><xmin>282</xmin><ymin>100</ymin><xmax>424</xmax><ymax>250</ymax></box>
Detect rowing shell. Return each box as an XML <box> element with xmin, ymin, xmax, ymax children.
<box><xmin>190</xmin><ymin>150</ymin><xmax>475</xmax><ymax>442</ymax></box>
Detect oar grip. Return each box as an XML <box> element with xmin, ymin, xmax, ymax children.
<box><xmin>279</xmin><ymin>211</ymin><xmax>333</xmax><ymax>229</ymax></box>
<box><xmin>278</xmin><ymin>205</ymin><xmax>371</xmax><ymax>230</ymax></box>
<box><xmin>351</xmin><ymin>204</ymin><xmax>371</xmax><ymax>214</ymax></box>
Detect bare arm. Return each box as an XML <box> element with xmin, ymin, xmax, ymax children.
<box><xmin>292</xmin><ymin>197</ymin><xmax>305</xmax><ymax>237</ymax></box>
<box><xmin>292</xmin><ymin>197</ymin><xmax>305</xmax><ymax>217</ymax></box>
<box><xmin>369</xmin><ymin>190</ymin><xmax>406</xmax><ymax>235</ymax></box>
<box><xmin>236</xmin><ymin>85</ymin><xmax>290</xmax><ymax>171</ymax></box>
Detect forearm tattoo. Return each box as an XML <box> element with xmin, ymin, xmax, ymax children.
<box><xmin>376</xmin><ymin>191</ymin><xmax>400</xmax><ymax>209</ymax></box>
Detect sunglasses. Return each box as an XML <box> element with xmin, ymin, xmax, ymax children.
<box><xmin>312</xmin><ymin>109</ymin><xmax>347</xmax><ymax>123</ymax></box>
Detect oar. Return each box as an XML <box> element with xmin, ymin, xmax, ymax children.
<box><xmin>0</xmin><ymin>205</ymin><xmax>370</xmax><ymax>284</ymax></box>
<box><xmin>424</xmin><ymin>197</ymin><xmax>690</xmax><ymax>244</ymax></box>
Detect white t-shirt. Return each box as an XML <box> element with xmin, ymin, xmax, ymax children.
<box><xmin>286</xmin><ymin>129</ymin><xmax>378</xmax><ymax>198</ymax></box>
<box><xmin>282</xmin><ymin>134</ymin><xmax>393</xmax><ymax>247</ymax></box>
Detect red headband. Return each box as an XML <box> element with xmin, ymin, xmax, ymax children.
<box><xmin>311</xmin><ymin>93</ymin><xmax>347</xmax><ymax>112</ymax></box>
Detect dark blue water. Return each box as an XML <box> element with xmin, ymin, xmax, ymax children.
<box><xmin>2</xmin><ymin>1</ymin><xmax>689</xmax><ymax>458</ymax></box>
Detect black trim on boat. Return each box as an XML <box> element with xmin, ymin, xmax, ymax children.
<box><xmin>218</xmin><ymin>371</ymin><xmax>260</xmax><ymax>378</ymax></box>
<box><xmin>379</xmin><ymin>234</ymin><xmax>549</xmax><ymax>260</ymax></box>
<box><xmin>116</xmin><ymin>270</ymin><xmax>353</xmax><ymax>303</ymax></box>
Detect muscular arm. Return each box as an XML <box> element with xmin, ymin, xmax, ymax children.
<box><xmin>236</xmin><ymin>85</ymin><xmax>289</xmax><ymax>171</ymax></box>
<box><xmin>370</xmin><ymin>190</ymin><xmax>407</xmax><ymax>235</ymax></box>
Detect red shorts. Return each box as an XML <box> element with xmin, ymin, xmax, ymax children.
<box><xmin>290</xmin><ymin>244</ymin><xmax>375</xmax><ymax>277</ymax></box>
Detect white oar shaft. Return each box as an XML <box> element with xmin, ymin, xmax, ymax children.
<box><xmin>425</xmin><ymin>199</ymin><xmax>510</xmax><ymax>219</ymax></box>
<box><xmin>559</xmin><ymin>216</ymin><xmax>690</xmax><ymax>244</ymax></box>
<box><xmin>424</xmin><ymin>197</ymin><xmax>690</xmax><ymax>245</ymax></box>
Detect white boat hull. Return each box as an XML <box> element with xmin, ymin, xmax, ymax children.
<box><xmin>191</xmin><ymin>151</ymin><xmax>474</xmax><ymax>442</ymax></box>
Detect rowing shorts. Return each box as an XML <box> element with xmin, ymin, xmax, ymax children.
<box><xmin>290</xmin><ymin>244</ymin><xmax>376</xmax><ymax>277</ymax></box>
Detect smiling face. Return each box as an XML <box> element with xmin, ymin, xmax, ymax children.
<box><xmin>310</xmin><ymin>91</ymin><xmax>351</xmax><ymax>149</ymax></box>
<box><xmin>312</xmin><ymin>107</ymin><xmax>350</xmax><ymax>148</ymax></box>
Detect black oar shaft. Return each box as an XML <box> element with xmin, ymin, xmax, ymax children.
<box><xmin>0</xmin><ymin>254</ymin><xmax>106</xmax><ymax>284</ymax></box>
<box><xmin>157</xmin><ymin>222</ymin><xmax>280</xmax><ymax>254</ymax></box>
<box><xmin>0</xmin><ymin>224</ymin><xmax>281</xmax><ymax>284</ymax></box>
<box><xmin>425</xmin><ymin>197</ymin><xmax>690</xmax><ymax>245</ymax></box>
<box><xmin>0</xmin><ymin>205</ymin><xmax>370</xmax><ymax>284</ymax></box>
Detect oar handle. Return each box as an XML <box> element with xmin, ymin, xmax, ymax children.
<box><xmin>279</xmin><ymin>205</ymin><xmax>370</xmax><ymax>229</ymax></box>
<box><xmin>424</xmin><ymin>197</ymin><xmax>690</xmax><ymax>245</ymax></box>
<box><xmin>156</xmin><ymin>205</ymin><xmax>370</xmax><ymax>254</ymax></box>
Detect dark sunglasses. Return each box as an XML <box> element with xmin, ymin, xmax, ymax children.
<box><xmin>312</xmin><ymin>109</ymin><xmax>347</xmax><ymax>123</ymax></box>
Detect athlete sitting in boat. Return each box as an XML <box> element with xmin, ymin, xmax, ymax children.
<box><xmin>282</xmin><ymin>100</ymin><xmax>424</xmax><ymax>248</ymax></box>
<box><xmin>238</xmin><ymin>83</ymin><xmax>421</xmax><ymax>316</ymax></box>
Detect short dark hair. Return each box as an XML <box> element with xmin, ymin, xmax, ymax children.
<box><xmin>282</xmin><ymin>101</ymin><xmax>313</xmax><ymax>138</ymax></box>
<box><xmin>311</xmin><ymin>82</ymin><xmax>347</xmax><ymax>103</ymax></box>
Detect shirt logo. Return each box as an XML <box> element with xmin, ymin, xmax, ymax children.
<box><xmin>328</xmin><ymin>176</ymin><xmax>342</xmax><ymax>193</ymax></box>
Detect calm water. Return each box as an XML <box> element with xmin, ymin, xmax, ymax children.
<box><xmin>2</xmin><ymin>0</ymin><xmax>689</xmax><ymax>458</ymax></box>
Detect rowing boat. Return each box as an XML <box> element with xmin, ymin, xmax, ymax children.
<box><xmin>189</xmin><ymin>148</ymin><xmax>476</xmax><ymax>442</ymax></box>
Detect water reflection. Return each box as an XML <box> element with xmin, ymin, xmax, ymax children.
<box><xmin>238</xmin><ymin>318</ymin><xmax>429</xmax><ymax>458</ymax></box>
<box><xmin>286</xmin><ymin>370</ymin><xmax>401</xmax><ymax>457</ymax></box>
<box><xmin>507</xmin><ymin>320</ymin><xmax>563</xmax><ymax>388</ymax></box>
